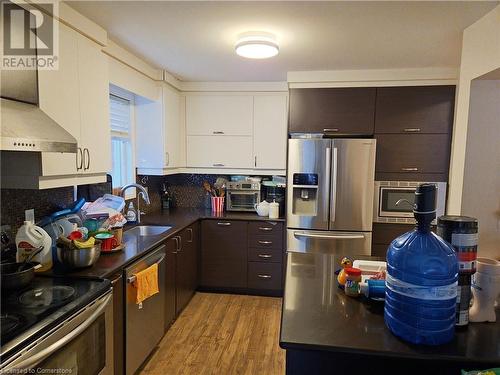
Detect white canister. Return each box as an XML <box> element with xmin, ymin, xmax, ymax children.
<box><xmin>269</xmin><ymin>200</ymin><xmax>280</xmax><ymax>219</ymax></box>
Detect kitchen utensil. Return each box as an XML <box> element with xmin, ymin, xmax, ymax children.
<box><xmin>254</xmin><ymin>201</ymin><xmax>270</xmax><ymax>217</ymax></box>
<box><xmin>1</xmin><ymin>262</ymin><xmax>41</xmax><ymax>289</ymax></box>
<box><xmin>67</xmin><ymin>231</ymin><xmax>83</xmax><ymax>240</ymax></box>
<box><xmin>214</xmin><ymin>177</ymin><xmax>227</xmax><ymax>197</ymax></box>
<box><xmin>211</xmin><ymin>197</ymin><xmax>225</xmax><ymax>214</ymax></box>
<box><xmin>203</xmin><ymin>181</ymin><xmax>216</xmax><ymax>197</ymax></box>
<box><xmin>57</xmin><ymin>241</ymin><xmax>101</xmax><ymax>269</ymax></box>
<box><xmin>17</xmin><ymin>246</ymin><xmax>43</xmax><ymax>272</ymax></box>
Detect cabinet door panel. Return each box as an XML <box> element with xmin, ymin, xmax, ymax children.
<box><xmin>187</xmin><ymin>136</ymin><xmax>253</xmax><ymax>168</ymax></box>
<box><xmin>186</xmin><ymin>95</ymin><xmax>253</xmax><ymax>136</ymax></box>
<box><xmin>375</xmin><ymin>86</ymin><xmax>455</xmax><ymax>134</ymax></box>
<box><xmin>164</xmin><ymin>237</ymin><xmax>177</xmax><ymax>330</ymax></box>
<box><xmin>163</xmin><ymin>85</ymin><xmax>182</xmax><ymax>168</ymax></box>
<box><xmin>375</xmin><ymin>134</ymin><xmax>451</xmax><ymax>175</ymax></box>
<box><xmin>77</xmin><ymin>34</ymin><xmax>110</xmax><ymax>175</ymax></box>
<box><xmin>38</xmin><ymin>23</ymin><xmax>80</xmax><ymax>176</ymax></box>
<box><xmin>289</xmin><ymin>88</ymin><xmax>375</xmax><ymax>135</ymax></box>
<box><xmin>201</xmin><ymin>220</ymin><xmax>247</xmax><ymax>288</ymax></box>
<box><xmin>176</xmin><ymin>224</ymin><xmax>198</xmax><ymax>315</ymax></box>
<box><xmin>253</xmin><ymin>95</ymin><xmax>288</xmax><ymax>169</ymax></box>
<box><xmin>248</xmin><ymin>262</ymin><xmax>282</xmax><ymax>290</ymax></box>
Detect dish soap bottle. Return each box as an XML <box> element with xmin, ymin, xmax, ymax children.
<box><xmin>384</xmin><ymin>184</ymin><xmax>458</xmax><ymax>345</ymax></box>
<box><xmin>16</xmin><ymin>221</ymin><xmax>53</xmax><ymax>272</ymax></box>
<box><xmin>126</xmin><ymin>202</ymin><xmax>137</xmax><ymax>223</ymax></box>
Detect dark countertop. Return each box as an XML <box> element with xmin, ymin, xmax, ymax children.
<box><xmin>48</xmin><ymin>208</ymin><xmax>284</xmax><ymax>279</ymax></box>
<box><xmin>280</xmin><ymin>252</ymin><xmax>500</xmax><ymax>364</ymax></box>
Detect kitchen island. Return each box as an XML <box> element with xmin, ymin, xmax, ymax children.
<box><xmin>280</xmin><ymin>252</ymin><xmax>500</xmax><ymax>374</ymax></box>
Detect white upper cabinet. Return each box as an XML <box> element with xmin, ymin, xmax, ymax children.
<box><xmin>36</xmin><ymin>21</ymin><xmax>110</xmax><ymax>182</ymax></box>
<box><xmin>187</xmin><ymin>136</ymin><xmax>253</xmax><ymax>168</ymax></box>
<box><xmin>253</xmin><ymin>94</ymin><xmax>288</xmax><ymax>170</ymax></box>
<box><xmin>186</xmin><ymin>95</ymin><xmax>253</xmax><ymax>136</ymax></box>
<box><xmin>136</xmin><ymin>83</ymin><xmax>184</xmax><ymax>173</ymax></box>
<box><xmin>77</xmin><ymin>33</ymin><xmax>111</xmax><ymax>175</ymax></box>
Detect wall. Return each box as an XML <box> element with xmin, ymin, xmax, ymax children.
<box><xmin>447</xmin><ymin>5</ymin><xmax>500</xmax><ymax>214</ymax></box>
<box><xmin>460</xmin><ymin>79</ymin><xmax>500</xmax><ymax>259</ymax></box>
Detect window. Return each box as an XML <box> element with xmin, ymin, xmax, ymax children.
<box><xmin>109</xmin><ymin>92</ymin><xmax>135</xmax><ymax>196</ymax></box>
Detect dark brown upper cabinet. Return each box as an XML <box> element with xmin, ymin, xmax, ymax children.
<box><xmin>375</xmin><ymin>133</ymin><xmax>451</xmax><ymax>181</ymax></box>
<box><xmin>289</xmin><ymin>88</ymin><xmax>376</xmax><ymax>135</ymax></box>
<box><xmin>375</xmin><ymin>86</ymin><xmax>455</xmax><ymax>134</ymax></box>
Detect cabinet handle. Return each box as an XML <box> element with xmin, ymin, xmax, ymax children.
<box><xmin>110</xmin><ymin>275</ymin><xmax>122</xmax><ymax>286</ymax></box>
<box><xmin>213</xmin><ymin>163</ymin><xmax>225</xmax><ymax>167</ymax></box>
<box><xmin>254</xmin><ymin>156</ymin><xmax>257</xmax><ymax>168</ymax></box>
<box><xmin>76</xmin><ymin>147</ymin><xmax>83</xmax><ymax>170</ymax></box>
<box><xmin>217</xmin><ymin>222</ymin><xmax>231</xmax><ymax>226</ymax></box>
<box><xmin>258</xmin><ymin>240</ymin><xmax>272</xmax><ymax>245</ymax></box>
<box><xmin>403</xmin><ymin>128</ymin><xmax>421</xmax><ymax>133</ymax></box>
<box><xmin>83</xmin><ymin>148</ymin><xmax>90</xmax><ymax>170</ymax></box>
<box><xmin>187</xmin><ymin>228</ymin><xmax>193</xmax><ymax>243</ymax></box>
<box><xmin>165</xmin><ymin>152</ymin><xmax>170</xmax><ymax>166</ymax></box>
<box><xmin>258</xmin><ymin>254</ymin><xmax>272</xmax><ymax>259</ymax></box>
<box><xmin>401</xmin><ymin>167</ymin><xmax>418</xmax><ymax>172</ymax></box>
<box><xmin>177</xmin><ymin>235</ymin><xmax>182</xmax><ymax>253</ymax></box>
<box><xmin>259</xmin><ymin>227</ymin><xmax>273</xmax><ymax>231</ymax></box>
<box><xmin>172</xmin><ymin>237</ymin><xmax>179</xmax><ymax>254</ymax></box>
<box><xmin>323</xmin><ymin>128</ymin><xmax>339</xmax><ymax>133</ymax></box>
<box><xmin>257</xmin><ymin>274</ymin><xmax>272</xmax><ymax>279</ymax></box>
<box><xmin>213</xmin><ymin>131</ymin><xmax>224</xmax><ymax>135</ymax></box>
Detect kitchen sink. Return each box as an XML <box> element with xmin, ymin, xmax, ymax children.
<box><xmin>126</xmin><ymin>225</ymin><xmax>172</xmax><ymax>237</ymax></box>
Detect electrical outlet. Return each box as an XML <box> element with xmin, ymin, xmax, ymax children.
<box><xmin>25</xmin><ymin>209</ymin><xmax>35</xmax><ymax>223</ymax></box>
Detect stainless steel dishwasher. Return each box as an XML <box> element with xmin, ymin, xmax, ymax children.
<box><xmin>124</xmin><ymin>245</ymin><xmax>166</xmax><ymax>375</ymax></box>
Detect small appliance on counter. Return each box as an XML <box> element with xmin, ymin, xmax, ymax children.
<box><xmin>226</xmin><ymin>179</ymin><xmax>261</xmax><ymax>212</ymax></box>
<box><xmin>262</xmin><ymin>179</ymin><xmax>286</xmax><ymax>217</ymax></box>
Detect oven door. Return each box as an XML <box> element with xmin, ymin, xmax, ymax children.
<box><xmin>227</xmin><ymin>191</ymin><xmax>260</xmax><ymax>211</ymax></box>
<box><xmin>378</xmin><ymin>186</ymin><xmax>416</xmax><ymax>218</ymax></box>
<box><xmin>2</xmin><ymin>291</ymin><xmax>113</xmax><ymax>374</ymax></box>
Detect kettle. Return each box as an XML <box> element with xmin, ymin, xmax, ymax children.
<box><xmin>254</xmin><ymin>201</ymin><xmax>270</xmax><ymax>217</ymax></box>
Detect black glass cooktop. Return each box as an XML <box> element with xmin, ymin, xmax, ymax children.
<box><xmin>0</xmin><ymin>275</ymin><xmax>111</xmax><ymax>361</ymax></box>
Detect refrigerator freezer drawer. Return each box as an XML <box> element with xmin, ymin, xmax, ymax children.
<box><xmin>287</xmin><ymin>229</ymin><xmax>372</xmax><ymax>255</ymax></box>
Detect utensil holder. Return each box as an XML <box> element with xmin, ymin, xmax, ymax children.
<box><xmin>211</xmin><ymin>197</ymin><xmax>225</xmax><ymax>213</ymax></box>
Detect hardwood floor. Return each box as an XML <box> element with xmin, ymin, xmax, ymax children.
<box><xmin>140</xmin><ymin>292</ymin><xmax>285</xmax><ymax>375</ymax></box>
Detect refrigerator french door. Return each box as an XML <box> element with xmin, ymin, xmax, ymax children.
<box><xmin>287</xmin><ymin>138</ymin><xmax>376</xmax><ymax>255</ymax></box>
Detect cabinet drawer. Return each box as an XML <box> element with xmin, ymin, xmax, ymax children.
<box><xmin>187</xmin><ymin>135</ymin><xmax>253</xmax><ymax>168</ymax></box>
<box><xmin>248</xmin><ymin>262</ymin><xmax>282</xmax><ymax>290</ymax></box>
<box><xmin>249</xmin><ymin>235</ymin><xmax>283</xmax><ymax>250</ymax></box>
<box><xmin>375</xmin><ymin>86</ymin><xmax>455</xmax><ymax>134</ymax></box>
<box><xmin>375</xmin><ymin>134</ymin><xmax>451</xmax><ymax>175</ymax></box>
<box><xmin>248</xmin><ymin>221</ymin><xmax>283</xmax><ymax>236</ymax></box>
<box><xmin>248</xmin><ymin>247</ymin><xmax>283</xmax><ymax>263</ymax></box>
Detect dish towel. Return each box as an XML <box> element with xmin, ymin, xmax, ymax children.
<box><xmin>133</xmin><ymin>263</ymin><xmax>159</xmax><ymax>304</ymax></box>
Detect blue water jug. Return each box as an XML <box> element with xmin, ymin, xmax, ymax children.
<box><xmin>384</xmin><ymin>184</ymin><xmax>458</xmax><ymax>345</ymax></box>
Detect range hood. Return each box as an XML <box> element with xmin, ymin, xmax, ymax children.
<box><xmin>0</xmin><ymin>3</ymin><xmax>77</xmax><ymax>154</ymax></box>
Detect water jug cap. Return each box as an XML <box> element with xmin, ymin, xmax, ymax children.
<box><xmin>414</xmin><ymin>183</ymin><xmax>436</xmax><ymax>214</ymax></box>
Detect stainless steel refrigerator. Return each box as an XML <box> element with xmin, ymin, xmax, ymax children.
<box><xmin>286</xmin><ymin>138</ymin><xmax>376</xmax><ymax>255</ymax></box>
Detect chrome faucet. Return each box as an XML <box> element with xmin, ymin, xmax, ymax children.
<box><xmin>120</xmin><ymin>183</ymin><xmax>151</xmax><ymax>223</ymax></box>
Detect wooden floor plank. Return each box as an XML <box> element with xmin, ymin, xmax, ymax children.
<box><xmin>140</xmin><ymin>292</ymin><xmax>285</xmax><ymax>375</ymax></box>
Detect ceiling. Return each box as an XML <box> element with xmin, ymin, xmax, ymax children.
<box><xmin>68</xmin><ymin>1</ymin><xmax>498</xmax><ymax>82</ymax></box>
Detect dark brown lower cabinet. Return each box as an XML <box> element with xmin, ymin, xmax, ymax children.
<box><xmin>164</xmin><ymin>224</ymin><xmax>200</xmax><ymax>330</ymax></box>
<box><xmin>176</xmin><ymin>223</ymin><xmax>199</xmax><ymax>316</ymax></box>
<box><xmin>164</xmin><ymin>236</ymin><xmax>177</xmax><ymax>330</ymax></box>
<box><xmin>110</xmin><ymin>272</ymin><xmax>124</xmax><ymax>375</ymax></box>
<box><xmin>200</xmin><ymin>220</ymin><xmax>248</xmax><ymax>289</ymax></box>
<box><xmin>372</xmin><ymin>223</ymin><xmax>437</xmax><ymax>257</ymax></box>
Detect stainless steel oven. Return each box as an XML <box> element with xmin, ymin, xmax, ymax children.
<box><xmin>374</xmin><ymin>181</ymin><xmax>447</xmax><ymax>224</ymax></box>
<box><xmin>226</xmin><ymin>181</ymin><xmax>261</xmax><ymax>212</ymax></box>
<box><xmin>1</xmin><ymin>291</ymin><xmax>113</xmax><ymax>374</ymax></box>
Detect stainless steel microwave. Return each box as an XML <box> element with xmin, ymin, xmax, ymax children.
<box><xmin>373</xmin><ymin>181</ymin><xmax>447</xmax><ymax>224</ymax></box>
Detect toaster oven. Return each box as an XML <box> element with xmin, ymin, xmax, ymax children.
<box><xmin>226</xmin><ymin>181</ymin><xmax>261</xmax><ymax>212</ymax></box>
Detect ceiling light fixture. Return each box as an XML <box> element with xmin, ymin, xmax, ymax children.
<box><xmin>235</xmin><ymin>33</ymin><xmax>279</xmax><ymax>59</ymax></box>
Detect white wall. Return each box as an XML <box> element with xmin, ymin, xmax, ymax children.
<box><xmin>448</xmin><ymin>5</ymin><xmax>500</xmax><ymax>214</ymax></box>
<box><xmin>461</xmin><ymin>79</ymin><xmax>500</xmax><ymax>259</ymax></box>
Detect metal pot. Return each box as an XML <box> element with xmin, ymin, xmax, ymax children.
<box><xmin>56</xmin><ymin>243</ymin><xmax>101</xmax><ymax>269</ymax></box>
<box><xmin>1</xmin><ymin>262</ymin><xmax>40</xmax><ymax>289</ymax></box>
